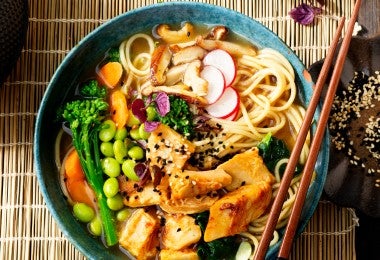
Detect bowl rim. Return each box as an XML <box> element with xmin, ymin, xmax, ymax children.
<box><xmin>34</xmin><ymin>2</ymin><xmax>329</xmax><ymax>259</ymax></box>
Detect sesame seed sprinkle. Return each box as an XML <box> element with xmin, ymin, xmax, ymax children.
<box><xmin>329</xmin><ymin>71</ymin><xmax>379</xmax><ymax>184</ymax></box>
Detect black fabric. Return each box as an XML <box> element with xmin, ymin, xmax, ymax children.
<box><xmin>0</xmin><ymin>0</ymin><xmax>29</xmax><ymax>84</ymax></box>
<box><xmin>356</xmin><ymin>211</ymin><xmax>380</xmax><ymax>260</ymax></box>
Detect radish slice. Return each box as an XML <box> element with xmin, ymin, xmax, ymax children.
<box><xmin>203</xmin><ymin>49</ymin><xmax>236</xmax><ymax>87</ymax></box>
<box><xmin>223</xmin><ymin>106</ymin><xmax>239</xmax><ymax>121</ymax></box>
<box><xmin>200</xmin><ymin>65</ymin><xmax>225</xmax><ymax>104</ymax></box>
<box><xmin>206</xmin><ymin>87</ymin><xmax>240</xmax><ymax>118</ymax></box>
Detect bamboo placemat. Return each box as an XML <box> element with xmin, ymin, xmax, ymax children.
<box><xmin>0</xmin><ymin>0</ymin><xmax>358</xmax><ymax>259</ymax></box>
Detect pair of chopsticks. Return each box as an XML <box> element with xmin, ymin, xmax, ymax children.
<box><xmin>254</xmin><ymin>0</ymin><xmax>363</xmax><ymax>259</ymax></box>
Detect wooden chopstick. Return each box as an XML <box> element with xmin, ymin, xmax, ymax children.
<box><xmin>254</xmin><ymin>0</ymin><xmax>362</xmax><ymax>259</ymax></box>
<box><xmin>276</xmin><ymin>0</ymin><xmax>363</xmax><ymax>259</ymax></box>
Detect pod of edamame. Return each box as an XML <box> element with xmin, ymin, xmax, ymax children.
<box><xmin>128</xmin><ymin>146</ymin><xmax>144</xmax><ymax>160</ymax></box>
<box><xmin>122</xmin><ymin>159</ymin><xmax>139</xmax><ymax>181</ymax></box>
<box><xmin>99</xmin><ymin>120</ymin><xmax>116</xmax><ymax>142</ymax></box>
<box><xmin>89</xmin><ymin>216</ymin><xmax>102</xmax><ymax>236</ymax></box>
<box><xmin>73</xmin><ymin>203</ymin><xmax>95</xmax><ymax>223</ymax></box>
<box><xmin>114</xmin><ymin>127</ymin><xmax>128</xmax><ymax>140</ymax></box>
<box><xmin>100</xmin><ymin>142</ymin><xmax>114</xmax><ymax>157</ymax></box>
<box><xmin>138</xmin><ymin>123</ymin><xmax>150</xmax><ymax>140</ymax></box>
<box><xmin>116</xmin><ymin>208</ymin><xmax>132</xmax><ymax>222</ymax></box>
<box><xmin>107</xmin><ymin>194</ymin><xmax>124</xmax><ymax>211</ymax></box>
<box><xmin>103</xmin><ymin>177</ymin><xmax>119</xmax><ymax>198</ymax></box>
<box><xmin>101</xmin><ymin>157</ymin><xmax>121</xmax><ymax>177</ymax></box>
<box><xmin>113</xmin><ymin>139</ymin><xmax>128</xmax><ymax>163</ymax></box>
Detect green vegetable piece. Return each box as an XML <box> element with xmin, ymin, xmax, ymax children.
<box><xmin>107</xmin><ymin>47</ymin><xmax>120</xmax><ymax>62</ymax></box>
<box><xmin>89</xmin><ymin>216</ymin><xmax>103</xmax><ymax>236</ymax></box>
<box><xmin>158</xmin><ymin>95</ymin><xmax>194</xmax><ymax>139</ymax></box>
<box><xmin>113</xmin><ymin>139</ymin><xmax>128</xmax><ymax>163</ymax></box>
<box><xmin>101</xmin><ymin>157</ymin><xmax>121</xmax><ymax>177</ymax></box>
<box><xmin>195</xmin><ymin>211</ymin><xmax>239</xmax><ymax>260</ymax></box>
<box><xmin>146</xmin><ymin>106</ymin><xmax>158</xmax><ymax>121</ymax></box>
<box><xmin>235</xmin><ymin>241</ymin><xmax>252</xmax><ymax>260</ymax></box>
<box><xmin>107</xmin><ymin>194</ymin><xmax>124</xmax><ymax>211</ymax></box>
<box><xmin>126</xmin><ymin>110</ymin><xmax>140</xmax><ymax>127</ymax></box>
<box><xmin>257</xmin><ymin>132</ymin><xmax>302</xmax><ymax>176</ymax></box>
<box><xmin>103</xmin><ymin>177</ymin><xmax>119</xmax><ymax>198</ymax></box>
<box><xmin>128</xmin><ymin>146</ymin><xmax>144</xmax><ymax>160</ymax></box>
<box><xmin>100</xmin><ymin>142</ymin><xmax>114</xmax><ymax>157</ymax></box>
<box><xmin>73</xmin><ymin>203</ymin><xmax>95</xmax><ymax>223</ymax></box>
<box><xmin>122</xmin><ymin>159</ymin><xmax>139</xmax><ymax>181</ymax></box>
<box><xmin>138</xmin><ymin>124</ymin><xmax>150</xmax><ymax>140</ymax></box>
<box><xmin>59</xmin><ymin>96</ymin><xmax>118</xmax><ymax>246</ymax></box>
<box><xmin>99</xmin><ymin>120</ymin><xmax>117</xmax><ymax>142</ymax></box>
<box><xmin>116</xmin><ymin>208</ymin><xmax>132</xmax><ymax>222</ymax></box>
<box><xmin>114</xmin><ymin>127</ymin><xmax>128</xmax><ymax>140</ymax></box>
<box><xmin>79</xmin><ymin>79</ymin><xmax>106</xmax><ymax>98</ymax></box>
<box><xmin>129</xmin><ymin>128</ymin><xmax>141</xmax><ymax>140</ymax></box>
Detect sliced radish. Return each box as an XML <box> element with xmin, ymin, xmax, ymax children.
<box><xmin>206</xmin><ymin>87</ymin><xmax>240</xmax><ymax>118</ymax></box>
<box><xmin>203</xmin><ymin>49</ymin><xmax>236</xmax><ymax>87</ymax></box>
<box><xmin>222</xmin><ymin>106</ymin><xmax>239</xmax><ymax>121</ymax></box>
<box><xmin>200</xmin><ymin>65</ymin><xmax>225</xmax><ymax>104</ymax></box>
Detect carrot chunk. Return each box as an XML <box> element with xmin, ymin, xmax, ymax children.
<box><xmin>64</xmin><ymin>149</ymin><xmax>96</xmax><ymax>208</ymax></box>
<box><xmin>110</xmin><ymin>90</ymin><xmax>129</xmax><ymax>129</ymax></box>
<box><xmin>98</xmin><ymin>61</ymin><xmax>123</xmax><ymax>89</ymax></box>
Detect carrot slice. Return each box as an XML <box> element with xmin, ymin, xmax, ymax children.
<box><xmin>64</xmin><ymin>149</ymin><xmax>85</xmax><ymax>181</ymax></box>
<box><xmin>110</xmin><ymin>90</ymin><xmax>129</xmax><ymax>129</ymax></box>
<box><xmin>98</xmin><ymin>61</ymin><xmax>123</xmax><ymax>89</ymax></box>
<box><xmin>64</xmin><ymin>150</ymin><xmax>96</xmax><ymax>208</ymax></box>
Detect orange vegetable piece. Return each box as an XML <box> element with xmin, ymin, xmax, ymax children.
<box><xmin>98</xmin><ymin>61</ymin><xmax>123</xmax><ymax>89</ymax></box>
<box><xmin>64</xmin><ymin>150</ymin><xmax>96</xmax><ymax>208</ymax></box>
<box><xmin>110</xmin><ymin>90</ymin><xmax>129</xmax><ymax>129</ymax></box>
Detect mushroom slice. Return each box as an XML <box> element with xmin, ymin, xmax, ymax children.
<box><xmin>156</xmin><ymin>22</ymin><xmax>195</xmax><ymax>44</ymax></box>
<box><xmin>141</xmin><ymin>84</ymin><xmax>208</xmax><ymax>107</ymax></box>
<box><xmin>172</xmin><ymin>45</ymin><xmax>207</xmax><ymax>66</ymax></box>
<box><xmin>196</xmin><ymin>36</ymin><xmax>257</xmax><ymax>57</ymax></box>
<box><xmin>206</xmin><ymin>25</ymin><xmax>229</xmax><ymax>40</ymax></box>
<box><xmin>183</xmin><ymin>60</ymin><xmax>208</xmax><ymax>97</ymax></box>
<box><xmin>165</xmin><ymin>63</ymin><xmax>189</xmax><ymax>85</ymax></box>
<box><xmin>150</xmin><ymin>44</ymin><xmax>172</xmax><ymax>85</ymax></box>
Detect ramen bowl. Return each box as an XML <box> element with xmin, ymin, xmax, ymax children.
<box><xmin>34</xmin><ymin>2</ymin><xmax>329</xmax><ymax>259</ymax></box>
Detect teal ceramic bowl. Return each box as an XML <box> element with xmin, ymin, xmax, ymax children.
<box><xmin>34</xmin><ymin>2</ymin><xmax>329</xmax><ymax>259</ymax></box>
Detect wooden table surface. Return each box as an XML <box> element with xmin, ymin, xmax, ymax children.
<box><xmin>359</xmin><ymin>0</ymin><xmax>380</xmax><ymax>36</ymax></box>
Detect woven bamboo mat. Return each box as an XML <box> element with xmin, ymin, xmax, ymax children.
<box><xmin>0</xmin><ymin>0</ymin><xmax>359</xmax><ymax>259</ymax></box>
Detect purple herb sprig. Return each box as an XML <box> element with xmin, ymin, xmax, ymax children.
<box><xmin>289</xmin><ymin>1</ymin><xmax>325</xmax><ymax>25</ymax></box>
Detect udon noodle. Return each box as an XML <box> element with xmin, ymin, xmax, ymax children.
<box><xmin>113</xmin><ymin>26</ymin><xmax>310</xmax><ymax>258</ymax></box>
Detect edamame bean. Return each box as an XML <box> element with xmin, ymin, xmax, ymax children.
<box><xmin>113</xmin><ymin>139</ymin><xmax>128</xmax><ymax>163</ymax></box>
<box><xmin>128</xmin><ymin>146</ymin><xmax>144</xmax><ymax>160</ymax></box>
<box><xmin>89</xmin><ymin>216</ymin><xmax>102</xmax><ymax>236</ymax></box>
<box><xmin>138</xmin><ymin>124</ymin><xmax>150</xmax><ymax>140</ymax></box>
<box><xmin>107</xmin><ymin>194</ymin><xmax>124</xmax><ymax>211</ymax></box>
<box><xmin>103</xmin><ymin>177</ymin><xmax>119</xmax><ymax>198</ymax></box>
<box><xmin>101</xmin><ymin>157</ymin><xmax>121</xmax><ymax>177</ymax></box>
<box><xmin>126</xmin><ymin>110</ymin><xmax>140</xmax><ymax>127</ymax></box>
<box><xmin>100</xmin><ymin>142</ymin><xmax>114</xmax><ymax>157</ymax></box>
<box><xmin>129</xmin><ymin>128</ymin><xmax>141</xmax><ymax>140</ymax></box>
<box><xmin>114</xmin><ymin>127</ymin><xmax>128</xmax><ymax>140</ymax></box>
<box><xmin>73</xmin><ymin>203</ymin><xmax>95</xmax><ymax>223</ymax></box>
<box><xmin>122</xmin><ymin>159</ymin><xmax>139</xmax><ymax>181</ymax></box>
<box><xmin>116</xmin><ymin>208</ymin><xmax>131</xmax><ymax>222</ymax></box>
<box><xmin>99</xmin><ymin>120</ymin><xmax>116</xmax><ymax>142</ymax></box>
<box><xmin>146</xmin><ymin>106</ymin><xmax>158</xmax><ymax>121</ymax></box>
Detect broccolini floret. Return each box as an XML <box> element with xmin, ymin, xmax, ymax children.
<box><xmin>107</xmin><ymin>47</ymin><xmax>120</xmax><ymax>62</ymax></box>
<box><xmin>59</xmin><ymin>94</ymin><xmax>118</xmax><ymax>246</ymax></box>
<box><xmin>79</xmin><ymin>79</ymin><xmax>106</xmax><ymax>98</ymax></box>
